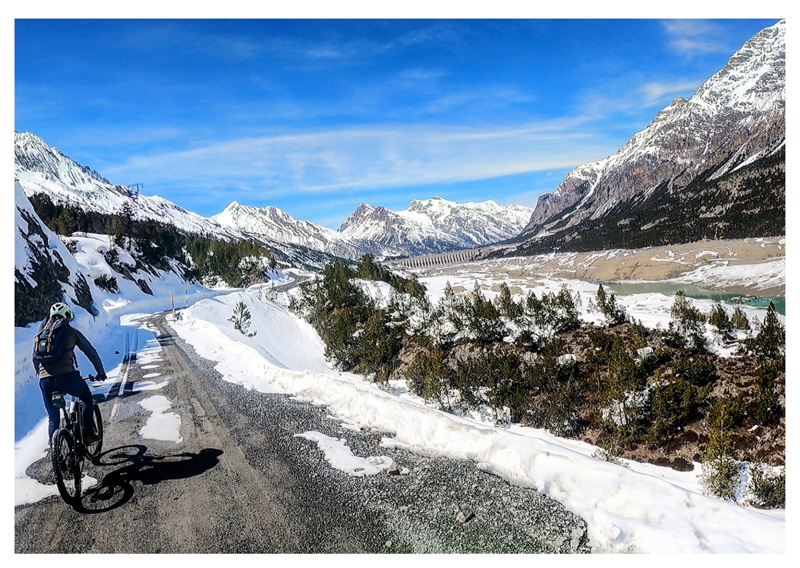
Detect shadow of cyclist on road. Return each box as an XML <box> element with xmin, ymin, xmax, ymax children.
<box><xmin>78</xmin><ymin>445</ymin><xmax>223</xmax><ymax>513</ymax></box>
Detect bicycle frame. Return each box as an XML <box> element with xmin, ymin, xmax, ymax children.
<box><xmin>51</xmin><ymin>391</ymin><xmax>87</xmax><ymax>456</ymax></box>
<box><xmin>49</xmin><ymin>374</ymin><xmax>105</xmax><ymax>506</ymax></box>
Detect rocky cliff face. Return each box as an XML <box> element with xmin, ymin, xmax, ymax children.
<box><xmin>14</xmin><ymin>183</ymin><xmax>96</xmax><ymax>326</ymax></box>
<box><xmin>512</xmin><ymin>20</ymin><xmax>785</xmax><ymax>254</ymax></box>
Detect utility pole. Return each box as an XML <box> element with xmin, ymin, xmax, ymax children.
<box><xmin>126</xmin><ymin>183</ymin><xmax>143</xmax><ymax>196</ymax></box>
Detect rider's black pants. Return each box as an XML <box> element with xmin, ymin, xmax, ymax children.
<box><xmin>39</xmin><ymin>371</ymin><xmax>95</xmax><ymax>440</ymax></box>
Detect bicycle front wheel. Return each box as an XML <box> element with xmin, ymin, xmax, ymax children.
<box><xmin>85</xmin><ymin>401</ymin><xmax>103</xmax><ymax>462</ymax></box>
<box><xmin>51</xmin><ymin>429</ymin><xmax>81</xmax><ymax>505</ymax></box>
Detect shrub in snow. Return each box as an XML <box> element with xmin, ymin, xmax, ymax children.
<box><xmin>647</xmin><ymin>376</ymin><xmax>705</xmax><ymax>440</ymax></box>
<box><xmin>730</xmin><ymin>305</ymin><xmax>750</xmax><ymax>331</ymax></box>
<box><xmin>352</xmin><ymin>308</ymin><xmax>405</xmax><ymax>383</ymax></box>
<box><xmin>495</xmin><ymin>282</ymin><xmax>524</xmax><ymax>321</ymax></box>
<box><xmin>523</xmin><ymin>339</ymin><xmax>581</xmax><ymax>436</ymax></box>
<box><xmin>428</xmin><ymin>281</ymin><xmax>468</xmax><ymax>343</ymax></box>
<box><xmin>747</xmin><ymin>462</ymin><xmax>785</xmax><ymax>509</ymax></box>
<box><xmin>599</xmin><ymin>341</ymin><xmax>647</xmax><ymax>437</ymax></box>
<box><xmin>443</xmin><ymin>346</ymin><xmax>532</xmax><ymax>425</ymax></box>
<box><xmin>404</xmin><ymin>344</ymin><xmax>454</xmax><ymax>410</ymax></box>
<box><xmin>754</xmin><ymin>359</ymin><xmax>782</xmax><ymax>426</ymax></box>
<box><xmin>664</xmin><ymin>290</ymin><xmax>707</xmax><ymax>353</ymax></box>
<box><xmin>256</xmin><ymin>284</ymin><xmax>277</xmax><ymax>303</ymax></box>
<box><xmin>229</xmin><ymin>301</ymin><xmax>256</xmax><ymax>337</ymax></box>
<box><xmin>94</xmin><ymin>273</ymin><xmax>119</xmax><ymax>293</ymax></box>
<box><xmin>672</xmin><ymin>354</ymin><xmax>718</xmax><ymax>387</ymax></box>
<box><xmin>525</xmin><ymin>285</ymin><xmax>580</xmax><ymax>338</ymax></box>
<box><xmin>592</xmin><ymin>443</ymin><xmax>626</xmax><ymax>466</ymax></box>
<box><xmin>708</xmin><ymin>302</ymin><xmax>733</xmax><ymax>333</ymax></box>
<box><xmin>701</xmin><ymin>456</ymin><xmax>742</xmax><ymax>502</ymax></box>
<box><xmin>290</xmin><ymin>257</ymin><xmax>427</xmax><ymax>381</ymax></box>
<box><xmin>464</xmin><ymin>282</ymin><xmax>507</xmax><ymax>344</ymax></box>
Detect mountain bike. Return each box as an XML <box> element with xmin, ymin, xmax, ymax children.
<box><xmin>50</xmin><ymin>375</ymin><xmax>103</xmax><ymax>505</ymax></box>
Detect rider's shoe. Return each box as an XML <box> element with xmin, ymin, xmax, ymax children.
<box><xmin>84</xmin><ymin>429</ymin><xmax>100</xmax><ymax>445</ymax></box>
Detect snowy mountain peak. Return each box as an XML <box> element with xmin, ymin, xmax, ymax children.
<box><xmin>516</xmin><ymin>20</ymin><xmax>785</xmax><ymax>252</ymax></box>
<box><xmin>339</xmin><ymin>197</ymin><xmax>533</xmax><ymax>256</ymax></box>
<box><xmin>15</xmin><ymin>131</ymin><xmax>121</xmax><ymax>195</ymax></box>
<box><xmin>690</xmin><ymin>19</ymin><xmax>784</xmax><ymax>113</ymax></box>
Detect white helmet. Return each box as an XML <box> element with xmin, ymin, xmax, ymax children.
<box><xmin>49</xmin><ymin>302</ymin><xmax>73</xmax><ymax>320</ymax></box>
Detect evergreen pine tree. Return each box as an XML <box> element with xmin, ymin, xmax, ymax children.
<box><xmin>496</xmin><ymin>282</ymin><xmax>523</xmax><ymax>321</ymax></box>
<box><xmin>700</xmin><ymin>397</ymin><xmax>742</xmax><ymax>500</ymax></box>
<box><xmin>747</xmin><ymin>301</ymin><xmax>785</xmax><ymax>360</ymax></box>
<box><xmin>666</xmin><ymin>291</ymin><xmax>707</xmax><ymax>352</ymax></box>
<box><xmin>708</xmin><ymin>302</ymin><xmax>733</xmax><ymax>334</ymax></box>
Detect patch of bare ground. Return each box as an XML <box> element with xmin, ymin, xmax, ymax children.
<box><xmin>420</xmin><ymin>236</ymin><xmax>785</xmax><ymax>296</ymax></box>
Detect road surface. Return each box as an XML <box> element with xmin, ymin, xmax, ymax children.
<box><xmin>15</xmin><ymin>309</ymin><xmax>589</xmax><ymax>553</ymax></box>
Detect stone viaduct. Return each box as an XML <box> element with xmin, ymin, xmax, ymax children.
<box><xmin>386</xmin><ymin>247</ymin><xmax>490</xmax><ymax>270</ymax></box>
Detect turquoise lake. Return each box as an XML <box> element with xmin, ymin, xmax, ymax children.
<box><xmin>604</xmin><ymin>282</ymin><xmax>785</xmax><ymax>316</ymax></box>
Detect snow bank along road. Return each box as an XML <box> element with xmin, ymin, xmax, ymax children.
<box><xmin>14</xmin><ymin>311</ymin><xmax>589</xmax><ymax>553</ymax></box>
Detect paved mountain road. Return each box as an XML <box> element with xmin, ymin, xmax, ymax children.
<box><xmin>15</xmin><ymin>308</ymin><xmax>590</xmax><ymax>553</ymax></box>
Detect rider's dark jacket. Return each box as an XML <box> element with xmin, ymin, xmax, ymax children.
<box><xmin>33</xmin><ymin>322</ymin><xmax>105</xmax><ymax>379</ymax></box>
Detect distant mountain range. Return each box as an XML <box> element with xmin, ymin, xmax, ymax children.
<box><xmin>14</xmin><ymin>131</ymin><xmax>532</xmax><ymax>263</ymax></box>
<box><xmin>501</xmin><ymin>19</ymin><xmax>785</xmax><ymax>256</ymax></box>
<box><xmin>339</xmin><ymin>198</ymin><xmax>532</xmax><ymax>257</ymax></box>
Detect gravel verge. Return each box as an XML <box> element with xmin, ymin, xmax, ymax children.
<box><xmin>177</xmin><ymin>320</ymin><xmax>591</xmax><ymax>553</ymax></box>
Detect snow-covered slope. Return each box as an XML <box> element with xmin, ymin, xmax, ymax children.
<box><xmin>340</xmin><ymin>197</ymin><xmax>533</xmax><ymax>257</ymax></box>
<box><xmin>15</xmin><ymin>132</ymin><xmax>229</xmax><ymax>238</ymax></box>
<box><xmin>515</xmin><ymin>20</ymin><xmax>785</xmax><ymax>252</ymax></box>
<box><xmin>13</xmin><ymin>180</ymin><xmax>219</xmax><ymax>327</ymax></box>
<box><xmin>14</xmin><ymin>181</ymin><xmax>97</xmax><ymax>326</ymax></box>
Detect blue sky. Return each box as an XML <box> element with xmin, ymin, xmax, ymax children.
<box><xmin>15</xmin><ymin>18</ymin><xmax>780</xmax><ymax>228</ymax></box>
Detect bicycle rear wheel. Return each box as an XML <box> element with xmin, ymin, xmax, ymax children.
<box><xmin>85</xmin><ymin>401</ymin><xmax>103</xmax><ymax>462</ymax></box>
<box><xmin>51</xmin><ymin>429</ymin><xmax>81</xmax><ymax>505</ymax></box>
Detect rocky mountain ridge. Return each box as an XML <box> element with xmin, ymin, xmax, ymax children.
<box><xmin>509</xmin><ymin>20</ymin><xmax>785</xmax><ymax>255</ymax></box>
<box><xmin>339</xmin><ymin>197</ymin><xmax>532</xmax><ymax>257</ymax></box>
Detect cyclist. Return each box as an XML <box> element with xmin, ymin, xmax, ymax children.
<box><xmin>33</xmin><ymin>302</ymin><xmax>106</xmax><ymax>444</ymax></box>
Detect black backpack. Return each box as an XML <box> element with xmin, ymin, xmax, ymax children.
<box><xmin>32</xmin><ymin>316</ymin><xmax>72</xmax><ymax>365</ymax></box>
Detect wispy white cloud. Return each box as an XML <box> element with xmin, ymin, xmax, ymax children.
<box><xmin>640</xmin><ymin>79</ymin><xmax>703</xmax><ymax>105</ymax></box>
<box><xmin>422</xmin><ymin>86</ymin><xmax>535</xmax><ymax>115</ymax></box>
<box><xmin>662</xmin><ymin>20</ymin><xmax>731</xmax><ymax>56</ymax></box>
<box><xmin>261</xmin><ymin>22</ymin><xmax>463</xmax><ymax>64</ymax></box>
<box><xmin>103</xmin><ymin>121</ymin><xmax>618</xmax><ymax>200</ymax></box>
